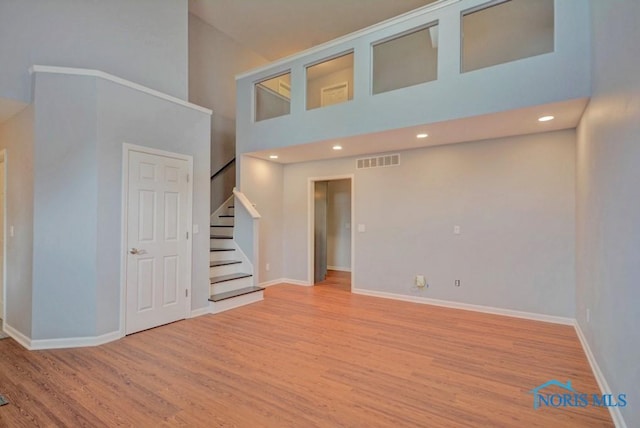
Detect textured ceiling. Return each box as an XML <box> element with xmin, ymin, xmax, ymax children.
<box><xmin>189</xmin><ymin>0</ymin><xmax>437</xmax><ymax>60</ymax></box>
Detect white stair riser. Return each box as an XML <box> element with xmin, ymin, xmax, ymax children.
<box><xmin>210</xmin><ymin>227</ymin><xmax>233</xmax><ymax>237</ymax></box>
<box><xmin>209</xmin><ymin>250</ymin><xmax>237</xmax><ymax>262</ymax></box>
<box><xmin>211</xmin><ymin>276</ymin><xmax>254</xmax><ymax>295</ymax></box>
<box><xmin>209</xmin><ymin>263</ymin><xmax>243</xmax><ymax>277</ymax></box>
<box><xmin>210</xmin><ymin>238</ymin><xmax>235</xmax><ymax>248</ymax></box>
<box><xmin>213</xmin><ymin>217</ymin><xmax>234</xmax><ymax>226</ymax></box>
<box><xmin>209</xmin><ymin>290</ymin><xmax>263</xmax><ymax>315</ymax></box>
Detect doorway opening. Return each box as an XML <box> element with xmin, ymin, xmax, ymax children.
<box><xmin>308</xmin><ymin>176</ymin><xmax>354</xmax><ymax>291</ymax></box>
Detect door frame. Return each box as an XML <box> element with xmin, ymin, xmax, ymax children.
<box><xmin>0</xmin><ymin>149</ymin><xmax>6</xmax><ymax>323</ymax></box>
<box><xmin>307</xmin><ymin>174</ymin><xmax>355</xmax><ymax>290</ymax></box>
<box><xmin>119</xmin><ymin>143</ymin><xmax>194</xmax><ymax>337</ymax></box>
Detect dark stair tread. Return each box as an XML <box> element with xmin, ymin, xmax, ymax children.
<box><xmin>209</xmin><ymin>286</ymin><xmax>263</xmax><ymax>303</ymax></box>
<box><xmin>210</xmin><ymin>260</ymin><xmax>242</xmax><ymax>267</ymax></box>
<box><xmin>210</xmin><ymin>224</ymin><xmax>234</xmax><ymax>228</ymax></box>
<box><xmin>219</xmin><ymin>215</ymin><xmax>235</xmax><ymax>218</ymax></box>
<box><xmin>228</xmin><ymin>205</ymin><xmax>235</xmax><ymax>208</ymax></box>
<box><xmin>210</xmin><ymin>235</ymin><xmax>233</xmax><ymax>239</ymax></box>
<box><xmin>210</xmin><ymin>272</ymin><xmax>253</xmax><ymax>284</ymax></box>
<box><xmin>210</xmin><ymin>247</ymin><xmax>236</xmax><ymax>252</ymax></box>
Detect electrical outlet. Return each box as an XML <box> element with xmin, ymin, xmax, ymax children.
<box><xmin>415</xmin><ymin>275</ymin><xmax>426</xmax><ymax>288</ymax></box>
<box><xmin>455</xmin><ymin>280</ymin><xmax>461</xmax><ymax>287</ymax></box>
<box><xmin>266</xmin><ymin>263</ymin><xmax>270</xmax><ymax>271</ymax></box>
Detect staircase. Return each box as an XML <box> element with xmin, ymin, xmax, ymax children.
<box><xmin>208</xmin><ymin>199</ymin><xmax>264</xmax><ymax>313</ymax></box>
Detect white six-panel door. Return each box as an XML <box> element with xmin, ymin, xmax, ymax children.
<box><xmin>125</xmin><ymin>149</ymin><xmax>190</xmax><ymax>335</ymax></box>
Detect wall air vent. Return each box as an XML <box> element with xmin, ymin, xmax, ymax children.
<box><xmin>356</xmin><ymin>154</ymin><xmax>400</xmax><ymax>170</ymax></box>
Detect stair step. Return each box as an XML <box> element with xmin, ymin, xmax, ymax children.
<box><xmin>210</xmin><ymin>260</ymin><xmax>242</xmax><ymax>267</ymax></box>
<box><xmin>219</xmin><ymin>215</ymin><xmax>235</xmax><ymax>218</ymax></box>
<box><xmin>210</xmin><ymin>224</ymin><xmax>234</xmax><ymax>228</ymax></box>
<box><xmin>228</xmin><ymin>205</ymin><xmax>235</xmax><ymax>208</ymax></box>
<box><xmin>210</xmin><ymin>272</ymin><xmax>252</xmax><ymax>284</ymax></box>
<box><xmin>210</xmin><ymin>247</ymin><xmax>235</xmax><ymax>252</ymax></box>
<box><xmin>210</xmin><ymin>235</ymin><xmax>233</xmax><ymax>239</ymax></box>
<box><xmin>209</xmin><ymin>286</ymin><xmax>263</xmax><ymax>302</ymax></box>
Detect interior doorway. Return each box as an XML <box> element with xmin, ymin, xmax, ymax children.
<box><xmin>309</xmin><ymin>176</ymin><xmax>354</xmax><ymax>290</ymax></box>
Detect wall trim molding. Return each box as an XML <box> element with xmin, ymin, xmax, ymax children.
<box><xmin>574</xmin><ymin>322</ymin><xmax>628</xmax><ymax>428</ymax></box>
<box><xmin>3</xmin><ymin>323</ymin><xmax>32</xmax><ymax>349</ymax></box>
<box><xmin>282</xmin><ymin>278</ymin><xmax>313</xmax><ymax>287</ymax></box>
<box><xmin>29</xmin><ymin>65</ymin><xmax>212</xmax><ymax>115</ymax></box>
<box><xmin>258</xmin><ymin>278</ymin><xmax>313</xmax><ymax>288</ymax></box>
<box><xmin>259</xmin><ymin>278</ymin><xmax>313</xmax><ymax>287</ymax></box>
<box><xmin>259</xmin><ymin>278</ymin><xmax>285</xmax><ymax>288</ymax></box>
<box><xmin>189</xmin><ymin>306</ymin><xmax>210</xmax><ymax>318</ymax></box>
<box><xmin>351</xmin><ymin>288</ymin><xmax>575</xmax><ymax>325</ymax></box>
<box><xmin>30</xmin><ymin>331</ymin><xmax>122</xmax><ymax>351</ymax></box>
<box><xmin>327</xmin><ymin>266</ymin><xmax>351</xmax><ymax>272</ymax></box>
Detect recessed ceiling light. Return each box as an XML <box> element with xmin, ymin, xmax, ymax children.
<box><xmin>416</xmin><ymin>133</ymin><xmax>429</xmax><ymax>139</ymax></box>
<box><xmin>538</xmin><ymin>115</ymin><xmax>555</xmax><ymax>122</ymax></box>
<box><xmin>269</xmin><ymin>155</ymin><xmax>278</xmax><ymax>159</ymax></box>
<box><xmin>332</xmin><ymin>145</ymin><xmax>343</xmax><ymax>151</ymax></box>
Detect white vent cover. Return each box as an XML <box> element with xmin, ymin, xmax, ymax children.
<box><xmin>356</xmin><ymin>154</ymin><xmax>400</xmax><ymax>169</ymax></box>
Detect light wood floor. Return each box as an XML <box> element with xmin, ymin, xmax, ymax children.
<box><xmin>315</xmin><ymin>269</ymin><xmax>351</xmax><ymax>291</ymax></box>
<box><xmin>0</xmin><ymin>278</ymin><xmax>612</xmax><ymax>427</ymax></box>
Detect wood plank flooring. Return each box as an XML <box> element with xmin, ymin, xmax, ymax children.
<box><xmin>0</xmin><ymin>276</ymin><xmax>612</xmax><ymax>427</ymax></box>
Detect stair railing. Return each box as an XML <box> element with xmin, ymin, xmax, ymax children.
<box><xmin>210</xmin><ymin>157</ymin><xmax>235</xmax><ymax>214</ymax></box>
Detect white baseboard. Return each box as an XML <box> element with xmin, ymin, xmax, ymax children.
<box><xmin>327</xmin><ymin>266</ymin><xmax>351</xmax><ymax>272</ymax></box>
<box><xmin>259</xmin><ymin>278</ymin><xmax>312</xmax><ymax>287</ymax></box>
<box><xmin>189</xmin><ymin>306</ymin><xmax>210</xmax><ymax>318</ymax></box>
<box><xmin>3</xmin><ymin>323</ymin><xmax>32</xmax><ymax>349</ymax></box>
<box><xmin>30</xmin><ymin>330</ymin><xmax>122</xmax><ymax>350</ymax></box>
<box><xmin>4</xmin><ymin>323</ymin><xmax>122</xmax><ymax>351</ymax></box>
<box><xmin>259</xmin><ymin>278</ymin><xmax>285</xmax><ymax>288</ymax></box>
<box><xmin>282</xmin><ymin>278</ymin><xmax>312</xmax><ymax>287</ymax></box>
<box><xmin>210</xmin><ymin>291</ymin><xmax>264</xmax><ymax>314</ymax></box>
<box><xmin>574</xmin><ymin>322</ymin><xmax>628</xmax><ymax>428</ymax></box>
<box><xmin>351</xmin><ymin>288</ymin><xmax>575</xmax><ymax>325</ymax></box>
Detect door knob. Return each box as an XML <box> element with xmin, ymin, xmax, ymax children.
<box><xmin>129</xmin><ymin>248</ymin><xmax>141</xmax><ymax>255</ymax></box>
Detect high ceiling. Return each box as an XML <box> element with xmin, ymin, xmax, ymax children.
<box><xmin>189</xmin><ymin>0</ymin><xmax>437</xmax><ymax>60</ymax></box>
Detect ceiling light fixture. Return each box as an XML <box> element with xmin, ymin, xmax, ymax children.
<box><xmin>269</xmin><ymin>155</ymin><xmax>278</xmax><ymax>159</ymax></box>
<box><xmin>333</xmin><ymin>145</ymin><xmax>343</xmax><ymax>150</ymax></box>
<box><xmin>538</xmin><ymin>115</ymin><xmax>555</xmax><ymax>122</ymax></box>
<box><xmin>416</xmin><ymin>133</ymin><xmax>429</xmax><ymax>139</ymax></box>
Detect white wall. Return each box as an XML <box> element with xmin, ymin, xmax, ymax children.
<box><xmin>576</xmin><ymin>1</ymin><xmax>640</xmax><ymax>426</ymax></box>
<box><xmin>28</xmin><ymin>71</ymin><xmax>210</xmax><ymax>340</ymax></box>
<box><xmin>0</xmin><ymin>0</ymin><xmax>189</xmax><ymax>103</ymax></box>
<box><xmin>188</xmin><ymin>13</ymin><xmax>267</xmax><ymax>211</ymax></box>
<box><xmin>241</xmin><ymin>156</ymin><xmax>284</xmax><ymax>284</ymax></box>
<box><xmin>0</xmin><ymin>106</ymin><xmax>34</xmax><ymax>337</ymax></box>
<box><xmin>327</xmin><ymin>179</ymin><xmax>351</xmax><ymax>271</ymax></box>
<box><xmin>31</xmin><ymin>74</ymin><xmax>98</xmax><ymax>339</ymax></box>
<box><xmin>236</xmin><ymin>0</ymin><xmax>590</xmax><ymax>155</ymax></box>
<box><xmin>96</xmin><ymin>78</ymin><xmax>211</xmax><ymax>334</ymax></box>
<box><xmin>280</xmin><ymin>131</ymin><xmax>575</xmax><ymax>316</ymax></box>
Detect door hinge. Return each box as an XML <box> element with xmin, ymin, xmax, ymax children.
<box><xmin>186</xmin><ymin>174</ymin><xmax>190</xmax><ymax>183</ymax></box>
<box><xmin>185</xmin><ymin>289</ymin><xmax>189</xmax><ymax>297</ymax></box>
<box><xmin>186</xmin><ymin>231</ymin><xmax>189</xmax><ymax>239</ymax></box>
